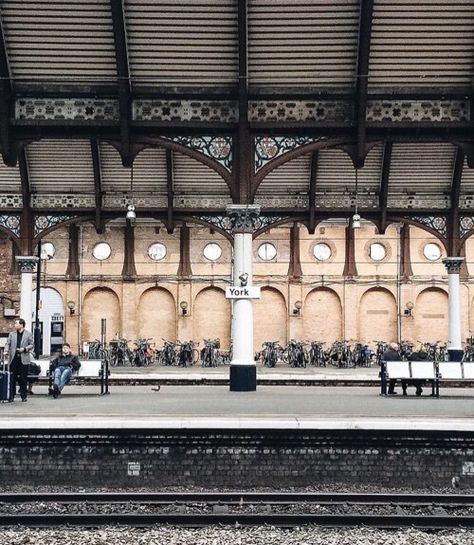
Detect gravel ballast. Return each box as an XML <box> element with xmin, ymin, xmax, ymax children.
<box><xmin>0</xmin><ymin>526</ymin><xmax>473</xmax><ymax>545</ymax></box>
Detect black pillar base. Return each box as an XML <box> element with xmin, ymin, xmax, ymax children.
<box><xmin>229</xmin><ymin>365</ymin><xmax>257</xmax><ymax>392</ymax></box>
<box><xmin>448</xmin><ymin>349</ymin><xmax>464</xmax><ymax>362</ymax></box>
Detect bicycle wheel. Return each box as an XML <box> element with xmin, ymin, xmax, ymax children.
<box><xmin>192</xmin><ymin>349</ymin><xmax>199</xmax><ymax>365</ymax></box>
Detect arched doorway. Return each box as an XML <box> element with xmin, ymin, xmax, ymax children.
<box><xmin>194</xmin><ymin>287</ymin><xmax>231</xmax><ymax>349</ymax></box>
<box><xmin>359</xmin><ymin>288</ymin><xmax>397</xmax><ymax>343</ymax></box>
<box><xmin>415</xmin><ymin>288</ymin><xmax>448</xmax><ymax>343</ymax></box>
<box><xmin>30</xmin><ymin>287</ymin><xmax>65</xmax><ymax>356</ymax></box>
<box><xmin>303</xmin><ymin>288</ymin><xmax>342</xmax><ymax>343</ymax></box>
<box><xmin>82</xmin><ymin>287</ymin><xmax>121</xmax><ymax>344</ymax></box>
<box><xmin>138</xmin><ymin>288</ymin><xmax>176</xmax><ymax>348</ymax></box>
<box><xmin>253</xmin><ymin>287</ymin><xmax>287</xmax><ymax>351</ymax></box>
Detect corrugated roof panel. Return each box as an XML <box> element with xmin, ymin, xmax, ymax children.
<box><xmin>256</xmin><ymin>155</ymin><xmax>311</xmax><ymax>195</ymax></box>
<box><xmin>388</xmin><ymin>143</ymin><xmax>455</xmax><ymax>194</ymax></box>
<box><xmin>26</xmin><ymin>140</ymin><xmax>94</xmax><ymax>193</ymax></box>
<box><xmin>248</xmin><ymin>0</ymin><xmax>359</xmax><ymax>88</ymax></box>
<box><xmin>369</xmin><ymin>0</ymin><xmax>474</xmax><ymax>89</ymax></box>
<box><xmin>1</xmin><ymin>0</ymin><xmax>117</xmax><ymax>81</ymax></box>
<box><xmin>125</xmin><ymin>0</ymin><xmax>238</xmax><ymax>85</ymax></box>
<box><xmin>0</xmin><ymin>163</ymin><xmax>21</xmax><ymax>192</ymax></box>
<box><xmin>460</xmin><ymin>156</ymin><xmax>474</xmax><ymax>194</ymax></box>
<box><xmin>173</xmin><ymin>152</ymin><xmax>230</xmax><ymax>195</ymax></box>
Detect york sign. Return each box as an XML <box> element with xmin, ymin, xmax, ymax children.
<box><xmin>225</xmin><ymin>286</ymin><xmax>261</xmax><ymax>299</ymax></box>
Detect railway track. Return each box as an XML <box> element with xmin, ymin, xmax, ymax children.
<box><xmin>0</xmin><ymin>492</ymin><xmax>473</xmax><ymax>529</ymax></box>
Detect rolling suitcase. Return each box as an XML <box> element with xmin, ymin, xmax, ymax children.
<box><xmin>0</xmin><ymin>358</ymin><xmax>13</xmax><ymax>402</ymax></box>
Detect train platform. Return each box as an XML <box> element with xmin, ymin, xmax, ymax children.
<box><xmin>1</xmin><ymin>384</ymin><xmax>473</xmax><ymax>431</ymax></box>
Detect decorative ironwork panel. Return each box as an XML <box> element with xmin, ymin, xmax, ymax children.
<box><xmin>255</xmin><ymin>136</ymin><xmax>325</xmax><ymax>172</ymax></box>
<box><xmin>192</xmin><ymin>215</ymin><xmax>233</xmax><ymax>235</ymax></box>
<box><xmin>249</xmin><ymin>100</ymin><xmax>353</xmax><ymax>123</ymax></box>
<box><xmin>314</xmin><ymin>194</ymin><xmax>378</xmax><ymax>209</ymax></box>
<box><xmin>0</xmin><ymin>194</ymin><xmax>22</xmax><ymax>208</ymax></box>
<box><xmin>254</xmin><ymin>195</ymin><xmax>309</xmax><ymax>208</ymax></box>
<box><xmin>460</xmin><ymin>216</ymin><xmax>474</xmax><ymax>238</ymax></box>
<box><xmin>387</xmin><ymin>195</ymin><xmax>450</xmax><ymax>209</ymax></box>
<box><xmin>16</xmin><ymin>256</ymin><xmax>38</xmax><ymax>273</ymax></box>
<box><xmin>366</xmin><ymin>100</ymin><xmax>470</xmax><ymax>123</ymax></box>
<box><xmin>459</xmin><ymin>196</ymin><xmax>474</xmax><ymax>209</ymax></box>
<box><xmin>192</xmin><ymin>213</ymin><xmax>291</xmax><ymax>236</ymax></box>
<box><xmin>103</xmin><ymin>195</ymin><xmax>168</xmax><ymax>209</ymax></box>
<box><xmin>32</xmin><ymin>194</ymin><xmax>96</xmax><ymax>208</ymax></box>
<box><xmin>253</xmin><ymin>215</ymin><xmax>291</xmax><ymax>232</ymax></box>
<box><xmin>174</xmin><ymin>196</ymin><xmax>233</xmax><ymax>209</ymax></box>
<box><xmin>0</xmin><ymin>215</ymin><xmax>20</xmax><ymax>237</ymax></box>
<box><xmin>162</xmin><ymin>136</ymin><xmax>232</xmax><ymax>172</ymax></box>
<box><xmin>410</xmin><ymin>216</ymin><xmax>447</xmax><ymax>238</ymax></box>
<box><xmin>34</xmin><ymin>215</ymin><xmax>78</xmax><ymax>237</ymax></box>
<box><xmin>15</xmin><ymin>99</ymin><xmax>119</xmax><ymax>121</ymax></box>
<box><xmin>134</xmin><ymin>100</ymin><xmax>237</xmax><ymax>123</ymax></box>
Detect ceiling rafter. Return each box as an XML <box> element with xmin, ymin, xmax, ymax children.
<box><xmin>90</xmin><ymin>139</ymin><xmax>104</xmax><ymax>234</ymax></box>
<box><xmin>379</xmin><ymin>142</ymin><xmax>393</xmax><ymax>232</ymax></box>
<box><xmin>354</xmin><ymin>0</ymin><xmax>374</xmax><ymax>168</ymax></box>
<box><xmin>18</xmin><ymin>148</ymin><xmax>30</xmax><ymax>208</ymax></box>
<box><xmin>308</xmin><ymin>151</ymin><xmax>319</xmax><ymax>234</ymax></box>
<box><xmin>166</xmin><ymin>148</ymin><xmax>174</xmax><ymax>233</ymax></box>
<box><xmin>110</xmin><ymin>0</ymin><xmax>132</xmax><ymax>167</ymax></box>
<box><xmin>447</xmin><ymin>146</ymin><xmax>465</xmax><ymax>255</ymax></box>
<box><xmin>0</xmin><ymin>12</ymin><xmax>13</xmax><ymax>166</ymax></box>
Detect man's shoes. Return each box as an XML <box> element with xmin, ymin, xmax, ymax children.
<box><xmin>21</xmin><ymin>397</ymin><xmax>27</xmax><ymax>402</ymax></box>
<box><xmin>387</xmin><ymin>391</ymin><xmax>398</xmax><ymax>395</ymax></box>
<box><xmin>53</xmin><ymin>384</ymin><xmax>59</xmax><ymax>399</ymax></box>
<box><xmin>416</xmin><ymin>388</ymin><xmax>423</xmax><ymax>396</ymax></box>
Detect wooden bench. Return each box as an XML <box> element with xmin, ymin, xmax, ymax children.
<box><xmin>30</xmin><ymin>359</ymin><xmax>110</xmax><ymax>395</ymax></box>
<box><xmin>381</xmin><ymin>360</ymin><xmax>438</xmax><ymax>396</ymax></box>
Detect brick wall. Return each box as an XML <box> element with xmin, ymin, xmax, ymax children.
<box><xmin>0</xmin><ymin>430</ymin><xmax>473</xmax><ymax>488</ymax></box>
<box><xmin>0</xmin><ymin>234</ymin><xmax>20</xmax><ymax>333</ymax></box>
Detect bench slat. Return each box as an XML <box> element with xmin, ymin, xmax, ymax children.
<box><xmin>385</xmin><ymin>361</ymin><xmax>410</xmax><ymax>379</ymax></box>
<box><xmin>411</xmin><ymin>361</ymin><xmax>436</xmax><ymax>379</ymax></box>
<box><xmin>438</xmin><ymin>361</ymin><xmax>463</xmax><ymax>380</ymax></box>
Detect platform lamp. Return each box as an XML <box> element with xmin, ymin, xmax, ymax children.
<box><xmin>351</xmin><ymin>167</ymin><xmax>361</xmax><ymax>229</ymax></box>
<box><xmin>180</xmin><ymin>301</ymin><xmax>189</xmax><ymax>316</ymax></box>
<box><xmin>67</xmin><ymin>300</ymin><xmax>76</xmax><ymax>316</ymax></box>
<box><xmin>33</xmin><ymin>241</ymin><xmax>53</xmax><ymax>358</ymax></box>
<box><xmin>126</xmin><ymin>163</ymin><xmax>136</xmax><ymax>221</ymax></box>
<box><xmin>293</xmin><ymin>300</ymin><xmax>303</xmax><ymax>316</ymax></box>
<box><xmin>404</xmin><ymin>301</ymin><xmax>414</xmax><ymax>317</ymax></box>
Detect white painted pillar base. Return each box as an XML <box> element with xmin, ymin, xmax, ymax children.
<box><xmin>227</xmin><ymin>205</ymin><xmax>260</xmax><ymax>392</ymax></box>
<box><xmin>16</xmin><ymin>256</ymin><xmax>39</xmax><ymax>328</ymax></box>
<box><xmin>442</xmin><ymin>257</ymin><xmax>464</xmax><ymax>361</ymax></box>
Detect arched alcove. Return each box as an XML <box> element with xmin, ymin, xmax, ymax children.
<box><xmin>30</xmin><ymin>287</ymin><xmax>64</xmax><ymax>356</ymax></box>
<box><xmin>415</xmin><ymin>288</ymin><xmax>448</xmax><ymax>343</ymax></box>
<box><xmin>82</xmin><ymin>287</ymin><xmax>121</xmax><ymax>343</ymax></box>
<box><xmin>253</xmin><ymin>287</ymin><xmax>287</xmax><ymax>351</ymax></box>
<box><xmin>193</xmin><ymin>287</ymin><xmax>231</xmax><ymax>350</ymax></box>
<box><xmin>303</xmin><ymin>288</ymin><xmax>342</xmax><ymax>343</ymax></box>
<box><xmin>138</xmin><ymin>288</ymin><xmax>176</xmax><ymax>348</ymax></box>
<box><xmin>359</xmin><ymin>287</ymin><xmax>397</xmax><ymax>343</ymax></box>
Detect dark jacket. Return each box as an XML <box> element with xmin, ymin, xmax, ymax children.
<box><xmin>50</xmin><ymin>354</ymin><xmax>81</xmax><ymax>372</ymax></box>
<box><xmin>382</xmin><ymin>348</ymin><xmax>402</xmax><ymax>361</ymax></box>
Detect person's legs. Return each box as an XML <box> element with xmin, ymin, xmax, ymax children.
<box><xmin>58</xmin><ymin>368</ymin><xmax>72</xmax><ymax>392</ymax></box>
<box><xmin>388</xmin><ymin>378</ymin><xmax>397</xmax><ymax>394</ymax></box>
<box><xmin>53</xmin><ymin>367</ymin><xmax>63</xmax><ymax>397</ymax></box>
<box><xmin>18</xmin><ymin>364</ymin><xmax>28</xmax><ymax>401</ymax></box>
<box><xmin>9</xmin><ymin>360</ymin><xmax>20</xmax><ymax>400</ymax></box>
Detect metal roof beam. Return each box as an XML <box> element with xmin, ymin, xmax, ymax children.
<box><xmin>354</xmin><ymin>0</ymin><xmax>374</xmax><ymax>167</ymax></box>
<box><xmin>447</xmin><ymin>146</ymin><xmax>465</xmax><ymax>256</ymax></box>
<box><xmin>90</xmin><ymin>139</ymin><xmax>104</xmax><ymax>234</ymax></box>
<box><xmin>18</xmin><ymin>148</ymin><xmax>30</xmax><ymax>208</ymax></box>
<box><xmin>166</xmin><ymin>149</ymin><xmax>174</xmax><ymax>233</ymax></box>
<box><xmin>379</xmin><ymin>142</ymin><xmax>393</xmax><ymax>232</ymax></box>
<box><xmin>0</xmin><ymin>13</ymin><xmax>14</xmax><ymax>166</ymax></box>
<box><xmin>308</xmin><ymin>151</ymin><xmax>318</xmax><ymax>234</ymax></box>
<box><xmin>110</xmin><ymin>0</ymin><xmax>132</xmax><ymax>166</ymax></box>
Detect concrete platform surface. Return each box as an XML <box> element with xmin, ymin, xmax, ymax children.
<box><xmin>0</xmin><ymin>385</ymin><xmax>473</xmax><ymax>430</ymax></box>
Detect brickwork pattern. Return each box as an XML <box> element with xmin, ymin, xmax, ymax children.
<box><xmin>0</xmin><ymin>430</ymin><xmax>473</xmax><ymax>488</ymax></box>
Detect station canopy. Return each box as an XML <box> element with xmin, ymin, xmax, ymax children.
<box><xmin>0</xmin><ymin>1</ymin><xmax>474</xmax><ymax>247</ymax></box>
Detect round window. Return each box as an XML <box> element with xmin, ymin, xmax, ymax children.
<box><xmin>148</xmin><ymin>243</ymin><xmax>167</xmax><ymax>261</ymax></box>
<box><xmin>313</xmin><ymin>242</ymin><xmax>332</xmax><ymax>261</ymax></box>
<box><xmin>203</xmin><ymin>242</ymin><xmax>222</xmax><ymax>261</ymax></box>
<box><xmin>369</xmin><ymin>242</ymin><xmax>386</xmax><ymax>261</ymax></box>
<box><xmin>423</xmin><ymin>242</ymin><xmax>442</xmax><ymax>261</ymax></box>
<box><xmin>258</xmin><ymin>242</ymin><xmax>277</xmax><ymax>261</ymax></box>
<box><xmin>92</xmin><ymin>242</ymin><xmax>112</xmax><ymax>261</ymax></box>
<box><xmin>41</xmin><ymin>242</ymin><xmax>55</xmax><ymax>260</ymax></box>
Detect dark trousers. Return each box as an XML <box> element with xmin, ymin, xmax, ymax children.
<box><xmin>10</xmin><ymin>359</ymin><xmax>28</xmax><ymax>399</ymax></box>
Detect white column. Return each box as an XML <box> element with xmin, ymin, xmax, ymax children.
<box><xmin>442</xmin><ymin>257</ymin><xmax>464</xmax><ymax>360</ymax></box>
<box><xmin>226</xmin><ymin>204</ymin><xmax>260</xmax><ymax>391</ymax></box>
<box><xmin>16</xmin><ymin>256</ymin><xmax>39</xmax><ymax>328</ymax></box>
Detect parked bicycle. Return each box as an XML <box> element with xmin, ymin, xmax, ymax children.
<box><xmin>308</xmin><ymin>341</ymin><xmax>326</xmax><ymax>366</ymax></box>
<box><xmin>261</xmin><ymin>341</ymin><xmax>281</xmax><ymax>368</ymax></box>
<box><xmin>177</xmin><ymin>340</ymin><xmax>199</xmax><ymax>367</ymax></box>
<box><xmin>109</xmin><ymin>338</ymin><xmax>132</xmax><ymax>367</ymax></box>
<box><xmin>158</xmin><ymin>340</ymin><xmax>177</xmax><ymax>366</ymax></box>
<box><xmin>201</xmin><ymin>338</ymin><xmax>223</xmax><ymax>367</ymax></box>
<box><xmin>87</xmin><ymin>339</ymin><xmax>109</xmax><ymax>361</ymax></box>
<box><xmin>284</xmin><ymin>339</ymin><xmax>307</xmax><ymax>368</ymax></box>
<box><xmin>131</xmin><ymin>338</ymin><xmax>155</xmax><ymax>367</ymax></box>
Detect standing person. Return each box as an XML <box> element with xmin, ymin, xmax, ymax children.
<box><xmin>382</xmin><ymin>342</ymin><xmax>402</xmax><ymax>395</ymax></box>
<box><xmin>4</xmin><ymin>318</ymin><xmax>34</xmax><ymax>402</ymax></box>
<box><xmin>50</xmin><ymin>343</ymin><xmax>81</xmax><ymax>398</ymax></box>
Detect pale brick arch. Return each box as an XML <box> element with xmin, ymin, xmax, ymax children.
<box><xmin>253</xmin><ymin>287</ymin><xmax>287</xmax><ymax>352</ymax></box>
<box><xmin>359</xmin><ymin>287</ymin><xmax>397</xmax><ymax>344</ymax></box>
<box><xmin>82</xmin><ymin>287</ymin><xmax>121</xmax><ymax>343</ymax></box>
<box><xmin>138</xmin><ymin>287</ymin><xmax>176</xmax><ymax>349</ymax></box>
<box><xmin>415</xmin><ymin>288</ymin><xmax>448</xmax><ymax>343</ymax></box>
<box><xmin>303</xmin><ymin>288</ymin><xmax>342</xmax><ymax>344</ymax></box>
<box><xmin>193</xmin><ymin>287</ymin><xmax>231</xmax><ymax>350</ymax></box>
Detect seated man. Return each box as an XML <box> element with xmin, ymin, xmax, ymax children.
<box><xmin>50</xmin><ymin>343</ymin><xmax>81</xmax><ymax>398</ymax></box>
